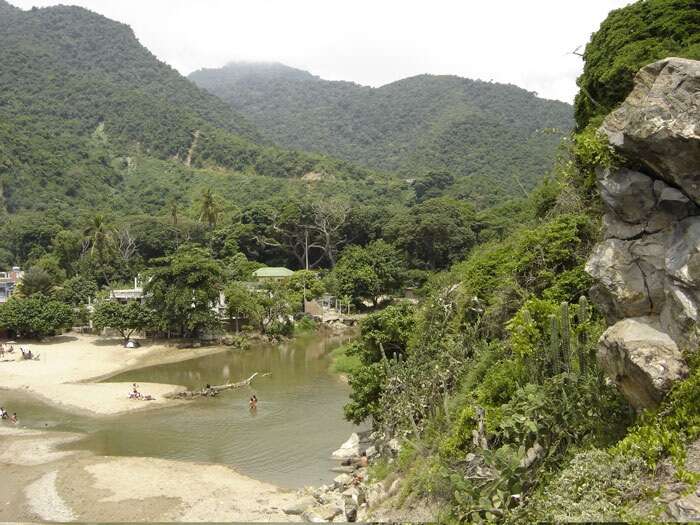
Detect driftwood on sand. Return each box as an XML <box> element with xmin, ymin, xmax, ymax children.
<box><xmin>170</xmin><ymin>372</ymin><xmax>270</xmax><ymax>399</ymax></box>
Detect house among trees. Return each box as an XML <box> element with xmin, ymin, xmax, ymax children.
<box><xmin>0</xmin><ymin>267</ymin><xmax>24</xmax><ymax>303</ymax></box>
<box><xmin>109</xmin><ymin>277</ymin><xmax>144</xmax><ymax>303</ymax></box>
<box><xmin>252</xmin><ymin>267</ymin><xmax>294</xmax><ymax>282</ymax></box>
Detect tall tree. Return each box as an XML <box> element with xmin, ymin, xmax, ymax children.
<box><xmin>310</xmin><ymin>198</ymin><xmax>351</xmax><ymax>267</ymax></box>
<box><xmin>92</xmin><ymin>300</ymin><xmax>154</xmax><ymax>346</ymax></box>
<box><xmin>82</xmin><ymin>214</ymin><xmax>112</xmax><ymax>257</ymax></box>
<box><xmin>387</xmin><ymin>197</ymin><xmax>476</xmax><ymax>270</ymax></box>
<box><xmin>330</xmin><ymin>240</ymin><xmax>405</xmax><ymax>306</ymax></box>
<box><xmin>198</xmin><ymin>188</ymin><xmax>219</xmax><ymax>228</ymax></box>
<box><xmin>144</xmin><ymin>245</ymin><xmax>224</xmax><ymax>338</ymax></box>
<box><xmin>0</xmin><ymin>294</ymin><xmax>73</xmax><ymax>338</ymax></box>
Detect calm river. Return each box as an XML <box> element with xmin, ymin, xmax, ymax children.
<box><xmin>2</xmin><ymin>332</ymin><xmax>360</xmax><ymax>488</ymax></box>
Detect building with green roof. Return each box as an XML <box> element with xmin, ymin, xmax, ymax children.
<box><xmin>252</xmin><ymin>267</ymin><xmax>294</xmax><ymax>281</ymax></box>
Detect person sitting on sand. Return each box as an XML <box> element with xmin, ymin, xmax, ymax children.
<box><xmin>129</xmin><ymin>385</ymin><xmax>141</xmax><ymax>399</ymax></box>
<box><xmin>0</xmin><ymin>407</ymin><xmax>7</xmax><ymax>420</ymax></box>
<box><xmin>9</xmin><ymin>412</ymin><xmax>17</xmax><ymax>424</ymax></box>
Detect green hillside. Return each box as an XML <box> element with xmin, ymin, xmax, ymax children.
<box><xmin>189</xmin><ymin>63</ymin><xmax>574</xmax><ymax>203</ymax></box>
<box><xmin>0</xmin><ymin>1</ymin><xmax>418</xmax><ymax>272</ymax></box>
<box><xmin>0</xmin><ymin>1</ymin><xmax>387</xmax><ymax>216</ymax></box>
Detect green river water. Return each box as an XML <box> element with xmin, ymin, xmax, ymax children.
<box><xmin>0</xmin><ymin>333</ymin><xmax>360</xmax><ymax>488</ymax></box>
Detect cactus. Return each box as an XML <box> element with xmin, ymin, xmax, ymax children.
<box><xmin>577</xmin><ymin>296</ymin><xmax>592</xmax><ymax>374</ymax></box>
<box><xmin>549</xmin><ymin>314</ymin><xmax>560</xmax><ymax>375</ymax></box>
<box><xmin>560</xmin><ymin>301</ymin><xmax>571</xmax><ymax>373</ymax></box>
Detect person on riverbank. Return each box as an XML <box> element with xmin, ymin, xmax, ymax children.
<box><xmin>9</xmin><ymin>412</ymin><xmax>17</xmax><ymax>424</ymax></box>
<box><xmin>129</xmin><ymin>384</ymin><xmax>141</xmax><ymax>399</ymax></box>
<box><xmin>0</xmin><ymin>407</ymin><xmax>7</xmax><ymax>419</ymax></box>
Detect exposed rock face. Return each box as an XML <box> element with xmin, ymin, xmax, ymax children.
<box><xmin>598</xmin><ymin>318</ymin><xmax>688</xmax><ymax>410</ymax></box>
<box><xmin>586</xmin><ymin>57</ymin><xmax>700</xmax><ymax>409</ymax></box>
<box><xmin>602</xmin><ymin>57</ymin><xmax>700</xmax><ymax>201</ymax></box>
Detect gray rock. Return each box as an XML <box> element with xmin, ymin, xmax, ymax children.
<box><xmin>283</xmin><ymin>496</ymin><xmax>316</xmax><ymax>516</ymax></box>
<box><xmin>387</xmin><ymin>478</ymin><xmax>402</xmax><ymax>498</ymax></box>
<box><xmin>598</xmin><ymin>317</ymin><xmax>688</xmax><ymax>410</ymax></box>
<box><xmin>342</xmin><ymin>486</ymin><xmax>365</xmax><ymax>505</ymax></box>
<box><xmin>601</xmin><ymin>58</ymin><xmax>700</xmax><ymax>203</ymax></box>
<box><xmin>365</xmin><ymin>482</ymin><xmax>387</xmax><ymax>507</ymax></box>
<box><xmin>332</xmin><ymin>433</ymin><xmax>360</xmax><ymax>459</ymax></box>
<box><xmin>598</xmin><ymin>167</ymin><xmax>656</xmax><ymax>223</ymax></box>
<box><xmin>301</xmin><ymin>508</ymin><xmax>328</xmax><ymax>523</ymax></box>
<box><xmin>661</xmin><ymin>281</ymin><xmax>700</xmax><ymax>350</ymax></box>
<box><xmin>519</xmin><ymin>441</ymin><xmax>544</xmax><ymax>469</ymax></box>
<box><xmin>666</xmin><ymin>217</ymin><xmax>700</xmax><ymax>288</ymax></box>
<box><xmin>655</xmin><ymin>180</ymin><xmax>698</xmax><ymax>222</ymax></box>
<box><xmin>603</xmin><ymin>212</ymin><xmax>644</xmax><ymax>240</ymax></box>
<box><xmin>387</xmin><ymin>438</ymin><xmax>401</xmax><ymax>454</ymax></box>
<box><xmin>344</xmin><ymin>500</ymin><xmax>358</xmax><ymax>523</ymax></box>
<box><xmin>666</xmin><ymin>492</ymin><xmax>700</xmax><ymax>522</ymax></box>
<box><xmin>630</xmin><ymin>231</ymin><xmax>667</xmax><ymax>311</ymax></box>
<box><xmin>333</xmin><ymin>473</ymin><xmax>352</xmax><ymax>489</ymax></box>
<box><xmin>586</xmin><ymin>239</ymin><xmax>653</xmax><ymax>319</ymax></box>
<box><xmin>330</xmin><ymin>466</ymin><xmax>355</xmax><ymax>474</ymax></box>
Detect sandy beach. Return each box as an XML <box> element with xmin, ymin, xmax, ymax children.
<box><xmin>0</xmin><ymin>333</ymin><xmax>233</xmax><ymax>416</ymax></box>
<box><xmin>0</xmin><ymin>334</ymin><xmax>300</xmax><ymax>522</ymax></box>
<box><xmin>0</xmin><ymin>427</ymin><xmax>298</xmax><ymax>522</ymax></box>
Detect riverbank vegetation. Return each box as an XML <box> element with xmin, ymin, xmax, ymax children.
<box><xmin>337</xmin><ymin>2</ymin><xmax>700</xmax><ymax>521</ymax></box>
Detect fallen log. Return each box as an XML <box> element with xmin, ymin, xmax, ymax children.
<box><xmin>169</xmin><ymin>372</ymin><xmax>269</xmax><ymax>399</ymax></box>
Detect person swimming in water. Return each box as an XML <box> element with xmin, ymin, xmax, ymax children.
<box><xmin>249</xmin><ymin>395</ymin><xmax>258</xmax><ymax>410</ymax></box>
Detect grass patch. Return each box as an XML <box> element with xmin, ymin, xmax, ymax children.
<box><xmin>330</xmin><ymin>343</ymin><xmax>362</xmax><ymax>375</ymax></box>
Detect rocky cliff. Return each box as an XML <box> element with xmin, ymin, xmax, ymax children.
<box><xmin>586</xmin><ymin>57</ymin><xmax>700</xmax><ymax>410</ymax></box>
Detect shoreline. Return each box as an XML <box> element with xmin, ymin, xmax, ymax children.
<box><xmin>0</xmin><ymin>332</ymin><xmax>235</xmax><ymax>417</ymax></box>
<box><xmin>0</xmin><ymin>426</ymin><xmax>299</xmax><ymax>522</ymax></box>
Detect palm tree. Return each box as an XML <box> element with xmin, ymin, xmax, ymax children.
<box><xmin>83</xmin><ymin>214</ymin><xmax>112</xmax><ymax>257</ymax></box>
<box><xmin>198</xmin><ymin>188</ymin><xmax>218</xmax><ymax>228</ymax></box>
<box><xmin>169</xmin><ymin>197</ymin><xmax>179</xmax><ymax>226</ymax></box>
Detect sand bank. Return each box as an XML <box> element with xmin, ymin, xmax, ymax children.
<box><xmin>0</xmin><ymin>333</ymin><xmax>231</xmax><ymax>416</ymax></box>
<box><xmin>0</xmin><ymin>426</ymin><xmax>298</xmax><ymax>522</ymax></box>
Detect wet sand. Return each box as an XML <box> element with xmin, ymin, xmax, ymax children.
<box><xmin>0</xmin><ymin>334</ymin><xmax>300</xmax><ymax>522</ymax></box>
<box><xmin>0</xmin><ymin>427</ymin><xmax>298</xmax><ymax>522</ymax></box>
<box><xmin>0</xmin><ymin>333</ymin><xmax>233</xmax><ymax>416</ymax></box>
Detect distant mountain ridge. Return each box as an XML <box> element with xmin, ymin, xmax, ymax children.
<box><xmin>190</xmin><ymin>62</ymin><xmax>574</xmax><ymax>201</ymax></box>
<box><xmin>0</xmin><ymin>3</ymin><xmax>381</xmax><ymax>214</ymax></box>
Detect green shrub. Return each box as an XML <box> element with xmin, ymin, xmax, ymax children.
<box><xmin>329</xmin><ymin>344</ymin><xmax>362</xmax><ymax>375</ymax></box>
<box><xmin>523</xmin><ymin>449</ymin><xmax>652</xmax><ymax>522</ymax></box>
<box><xmin>294</xmin><ymin>315</ymin><xmax>317</xmax><ymax>333</ymax></box>
<box><xmin>615</xmin><ymin>359</ymin><xmax>700</xmax><ymax>473</ymax></box>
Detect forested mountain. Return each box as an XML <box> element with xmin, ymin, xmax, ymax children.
<box><xmin>190</xmin><ymin>62</ymin><xmax>574</xmax><ymax>201</ymax></box>
<box><xmin>0</xmin><ymin>1</ymin><xmax>384</xmax><ymax>216</ymax></box>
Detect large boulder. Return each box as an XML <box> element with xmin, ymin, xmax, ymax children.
<box><xmin>586</xmin><ymin>59</ymin><xmax>700</xmax><ymax>413</ymax></box>
<box><xmin>586</xmin><ymin>239</ymin><xmax>654</xmax><ymax>319</ymax></box>
<box><xmin>597</xmin><ymin>317</ymin><xmax>688</xmax><ymax>410</ymax></box>
<box><xmin>598</xmin><ymin>167</ymin><xmax>656</xmax><ymax>223</ymax></box>
<box><xmin>601</xmin><ymin>57</ymin><xmax>700</xmax><ymax>202</ymax></box>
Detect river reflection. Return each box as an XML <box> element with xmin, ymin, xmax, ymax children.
<box><xmin>2</xmin><ymin>332</ymin><xmax>360</xmax><ymax>488</ymax></box>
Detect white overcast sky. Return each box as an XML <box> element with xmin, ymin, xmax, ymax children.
<box><xmin>10</xmin><ymin>0</ymin><xmax>632</xmax><ymax>103</ymax></box>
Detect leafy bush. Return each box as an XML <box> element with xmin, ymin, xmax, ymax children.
<box><xmin>0</xmin><ymin>294</ymin><xmax>73</xmax><ymax>337</ymax></box>
<box><xmin>330</xmin><ymin>344</ymin><xmax>362</xmax><ymax>375</ymax></box>
<box><xmin>615</xmin><ymin>357</ymin><xmax>700</xmax><ymax>473</ymax></box>
<box><xmin>523</xmin><ymin>449</ymin><xmax>652</xmax><ymax>522</ymax></box>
